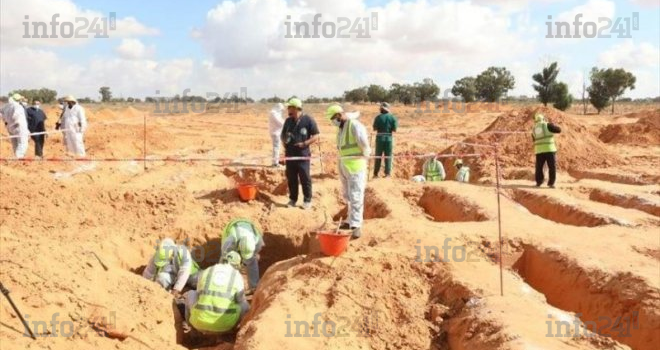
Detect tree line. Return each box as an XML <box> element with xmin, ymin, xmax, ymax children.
<box><xmin>3</xmin><ymin>66</ymin><xmax>642</xmax><ymax>114</ymax></box>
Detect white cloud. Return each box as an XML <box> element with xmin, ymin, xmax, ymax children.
<box><xmin>598</xmin><ymin>40</ymin><xmax>660</xmax><ymax>68</ymax></box>
<box><xmin>115</xmin><ymin>38</ymin><xmax>155</xmax><ymax>60</ymax></box>
<box><xmin>195</xmin><ymin>0</ymin><xmax>533</xmax><ymax>76</ymax></box>
<box><xmin>0</xmin><ymin>0</ymin><xmax>159</xmax><ymax>48</ymax></box>
<box><xmin>629</xmin><ymin>0</ymin><xmax>659</xmax><ymax>7</ymax></box>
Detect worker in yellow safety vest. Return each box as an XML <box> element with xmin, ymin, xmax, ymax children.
<box><xmin>142</xmin><ymin>238</ymin><xmax>201</xmax><ymax>297</ymax></box>
<box><xmin>326</xmin><ymin>105</ymin><xmax>371</xmax><ymax>240</ymax></box>
<box><xmin>220</xmin><ymin>219</ymin><xmax>264</xmax><ymax>294</ymax></box>
<box><xmin>423</xmin><ymin>155</ymin><xmax>446</xmax><ymax>182</ymax></box>
<box><xmin>531</xmin><ymin>113</ymin><xmax>561</xmax><ymax>188</ymax></box>
<box><xmin>183</xmin><ymin>251</ymin><xmax>249</xmax><ymax>335</ymax></box>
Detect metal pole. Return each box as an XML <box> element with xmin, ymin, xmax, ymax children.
<box><xmin>0</xmin><ymin>282</ymin><xmax>37</xmax><ymax>339</ymax></box>
<box><xmin>494</xmin><ymin>147</ymin><xmax>504</xmax><ymax>297</ymax></box>
<box><xmin>317</xmin><ymin>140</ymin><xmax>324</xmax><ymax>174</ymax></box>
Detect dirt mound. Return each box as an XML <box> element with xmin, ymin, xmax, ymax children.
<box><xmin>598</xmin><ymin>109</ymin><xmax>660</xmax><ymax>145</ymax></box>
<box><xmin>93</xmin><ymin>108</ymin><xmax>119</xmax><ymax>122</ymax></box>
<box><xmin>441</xmin><ymin>106</ymin><xmax>622</xmax><ymax>181</ymax></box>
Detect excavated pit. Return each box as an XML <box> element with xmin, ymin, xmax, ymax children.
<box><xmin>236</xmin><ymin>252</ymin><xmax>509</xmax><ymax>350</ymax></box>
<box><xmin>333</xmin><ymin>187</ymin><xmax>392</xmax><ymax>221</ymax></box>
<box><xmin>568</xmin><ymin>169</ymin><xmax>660</xmax><ymax>186</ymax></box>
<box><xmin>512</xmin><ymin>246</ymin><xmax>659</xmax><ymax>350</ymax></box>
<box><xmin>418</xmin><ymin>187</ymin><xmax>490</xmax><ymax>222</ymax></box>
<box><xmin>589</xmin><ymin>189</ymin><xmax>660</xmax><ymax>217</ymax></box>
<box><xmin>510</xmin><ymin>190</ymin><xmax>613</xmax><ymax>227</ymax></box>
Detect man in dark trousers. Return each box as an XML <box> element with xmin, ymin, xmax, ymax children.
<box><xmin>372</xmin><ymin>102</ymin><xmax>398</xmax><ymax>178</ymax></box>
<box><xmin>532</xmin><ymin>113</ymin><xmax>561</xmax><ymax>188</ymax></box>
<box><xmin>280</xmin><ymin>98</ymin><xmax>320</xmax><ymax>209</ymax></box>
<box><xmin>26</xmin><ymin>100</ymin><xmax>47</xmax><ymax>158</ymax></box>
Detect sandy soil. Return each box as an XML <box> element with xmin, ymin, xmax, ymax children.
<box><xmin>0</xmin><ymin>102</ymin><xmax>658</xmax><ymax>350</ymax></box>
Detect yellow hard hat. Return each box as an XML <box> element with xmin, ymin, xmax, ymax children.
<box><xmin>63</xmin><ymin>95</ymin><xmax>77</xmax><ymax>103</ymax></box>
<box><xmin>325</xmin><ymin>104</ymin><xmax>344</xmax><ymax>120</ymax></box>
<box><xmin>534</xmin><ymin>113</ymin><xmax>545</xmax><ymax>122</ymax></box>
<box><xmin>454</xmin><ymin>159</ymin><xmax>463</xmax><ymax>166</ymax></box>
<box><xmin>11</xmin><ymin>93</ymin><xmax>23</xmax><ymax>101</ymax></box>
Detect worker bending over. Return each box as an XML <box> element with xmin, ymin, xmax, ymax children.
<box><xmin>532</xmin><ymin>113</ymin><xmax>561</xmax><ymax>188</ymax></box>
<box><xmin>220</xmin><ymin>219</ymin><xmax>264</xmax><ymax>294</ymax></box>
<box><xmin>143</xmin><ymin>238</ymin><xmax>200</xmax><ymax>296</ymax></box>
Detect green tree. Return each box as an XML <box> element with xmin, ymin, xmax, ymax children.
<box><xmin>532</xmin><ymin>62</ymin><xmax>560</xmax><ymax>106</ymax></box>
<box><xmin>451</xmin><ymin>77</ymin><xmax>477</xmax><ymax>102</ymax></box>
<box><xmin>414</xmin><ymin>78</ymin><xmax>440</xmax><ymax>102</ymax></box>
<box><xmin>366</xmin><ymin>84</ymin><xmax>388</xmax><ymax>103</ymax></box>
<box><xmin>601</xmin><ymin>68</ymin><xmax>636</xmax><ymax>114</ymax></box>
<box><xmin>8</xmin><ymin>88</ymin><xmax>58</xmax><ymax>103</ymax></box>
<box><xmin>99</xmin><ymin>86</ymin><xmax>112</xmax><ymax>102</ymax></box>
<box><xmin>587</xmin><ymin>68</ymin><xmax>610</xmax><ymax>114</ymax></box>
<box><xmin>344</xmin><ymin>87</ymin><xmax>368</xmax><ymax>103</ymax></box>
<box><xmin>475</xmin><ymin>67</ymin><xmax>515</xmax><ymax>102</ymax></box>
<box><xmin>552</xmin><ymin>82</ymin><xmax>573</xmax><ymax>111</ymax></box>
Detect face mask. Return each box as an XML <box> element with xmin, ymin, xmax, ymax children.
<box><xmin>332</xmin><ymin>119</ymin><xmax>341</xmax><ymax>127</ymax></box>
<box><xmin>34</xmin><ymin>105</ymin><xmax>40</xmax><ymax>110</ymax></box>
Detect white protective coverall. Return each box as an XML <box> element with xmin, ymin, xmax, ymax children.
<box><xmin>268</xmin><ymin>103</ymin><xmax>285</xmax><ymax>166</ymax></box>
<box><xmin>142</xmin><ymin>239</ymin><xmax>199</xmax><ymax>292</ymax></box>
<box><xmin>337</xmin><ymin>112</ymin><xmax>371</xmax><ymax>228</ymax></box>
<box><xmin>0</xmin><ymin>99</ymin><xmax>29</xmax><ymax>159</ymax></box>
<box><xmin>62</xmin><ymin>103</ymin><xmax>87</xmax><ymax>156</ymax></box>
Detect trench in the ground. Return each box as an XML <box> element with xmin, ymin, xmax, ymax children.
<box><xmin>588</xmin><ymin>188</ymin><xmax>660</xmax><ymax>218</ymax></box>
<box><xmin>568</xmin><ymin>169</ymin><xmax>660</xmax><ymax>186</ymax></box>
<box><xmin>510</xmin><ymin>189</ymin><xmax>613</xmax><ymax>227</ymax></box>
<box><xmin>129</xmin><ymin>230</ymin><xmax>311</xmax><ymax>349</ymax></box>
<box><xmin>512</xmin><ymin>245</ymin><xmax>657</xmax><ymax>350</ymax></box>
<box><xmin>332</xmin><ymin>187</ymin><xmax>392</xmax><ymax>221</ymax></box>
<box><xmin>418</xmin><ymin>187</ymin><xmax>490</xmax><ymax>222</ymax></box>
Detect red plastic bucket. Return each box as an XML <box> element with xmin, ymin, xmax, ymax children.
<box><xmin>237</xmin><ymin>183</ymin><xmax>258</xmax><ymax>202</ymax></box>
<box><xmin>316</xmin><ymin>231</ymin><xmax>351</xmax><ymax>257</ymax></box>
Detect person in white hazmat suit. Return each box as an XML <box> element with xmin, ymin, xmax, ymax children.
<box><xmin>326</xmin><ymin>105</ymin><xmax>371</xmax><ymax>240</ymax></box>
<box><xmin>142</xmin><ymin>238</ymin><xmax>201</xmax><ymax>297</ymax></box>
<box><xmin>0</xmin><ymin>94</ymin><xmax>30</xmax><ymax>159</ymax></box>
<box><xmin>61</xmin><ymin>95</ymin><xmax>87</xmax><ymax>157</ymax></box>
<box><xmin>268</xmin><ymin>103</ymin><xmax>285</xmax><ymax>167</ymax></box>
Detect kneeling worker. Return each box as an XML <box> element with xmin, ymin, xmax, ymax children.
<box><xmin>184</xmin><ymin>251</ymin><xmax>249</xmax><ymax>334</ymax></box>
<box><xmin>221</xmin><ymin>219</ymin><xmax>264</xmax><ymax>293</ymax></box>
<box><xmin>423</xmin><ymin>155</ymin><xmax>446</xmax><ymax>182</ymax></box>
<box><xmin>454</xmin><ymin>159</ymin><xmax>470</xmax><ymax>183</ymax></box>
<box><xmin>143</xmin><ymin>238</ymin><xmax>201</xmax><ymax>296</ymax></box>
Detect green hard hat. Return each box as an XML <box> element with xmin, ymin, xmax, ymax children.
<box><xmin>286</xmin><ymin>98</ymin><xmax>303</xmax><ymax>109</ymax></box>
<box><xmin>325</xmin><ymin>104</ymin><xmax>344</xmax><ymax>120</ymax></box>
<box><xmin>223</xmin><ymin>251</ymin><xmax>242</xmax><ymax>267</ymax></box>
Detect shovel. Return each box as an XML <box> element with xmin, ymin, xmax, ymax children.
<box><xmin>0</xmin><ymin>282</ymin><xmax>36</xmax><ymax>340</ymax></box>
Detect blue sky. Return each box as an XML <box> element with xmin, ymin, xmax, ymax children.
<box><xmin>1</xmin><ymin>0</ymin><xmax>658</xmax><ymax>100</ymax></box>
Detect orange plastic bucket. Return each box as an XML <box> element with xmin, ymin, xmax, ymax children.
<box><xmin>316</xmin><ymin>231</ymin><xmax>351</xmax><ymax>257</ymax></box>
<box><xmin>237</xmin><ymin>183</ymin><xmax>258</xmax><ymax>202</ymax></box>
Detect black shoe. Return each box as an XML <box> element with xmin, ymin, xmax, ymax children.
<box><xmin>339</xmin><ymin>223</ymin><xmax>351</xmax><ymax>230</ymax></box>
<box><xmin>351</xmin><ymin>227</ymin><xmax>361</xmax><ymax>240</ymax></box>
<box><xmin>535</xmin><ymin>184</ymin><xmax>542</xmax><ymax>187</ymax></box>
<box><xmin>548</xmin><ymin>184</ymin><xmax>556</xmax><ymax>189</ymax></box>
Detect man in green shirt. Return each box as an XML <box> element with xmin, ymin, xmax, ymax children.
<box><xmin>372</xmin><ymin>102</ymin><xmax>398</xmax><ymax>178</ymax></box>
